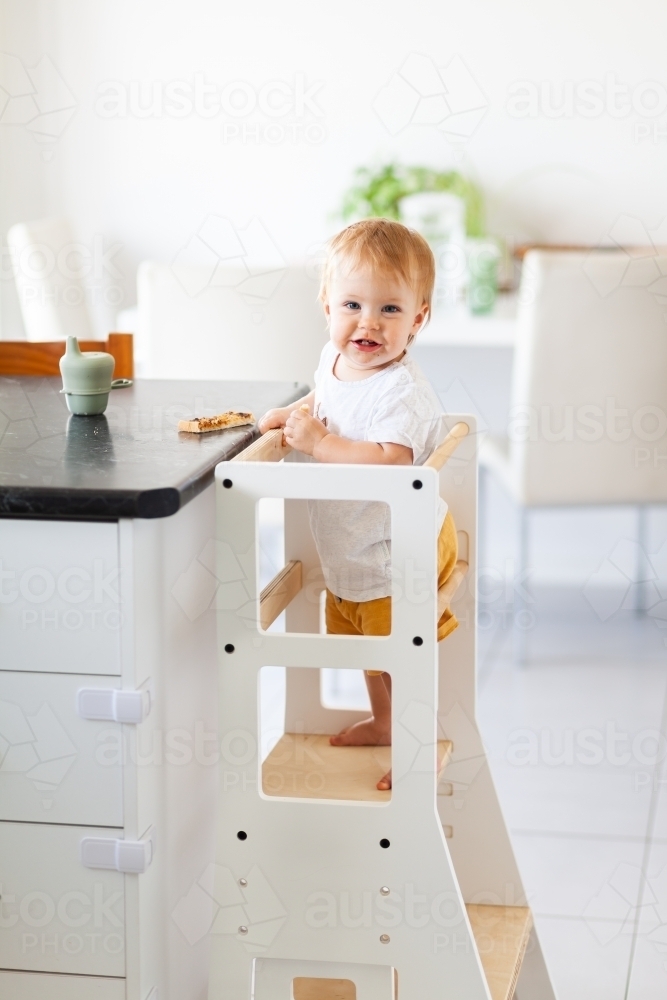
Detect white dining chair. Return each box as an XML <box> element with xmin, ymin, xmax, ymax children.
<box><xmin>136</xmin><ymin>260</ymin><xmax>327</xmax><ymax>385</ymax></box>
<box><xmin>479</xmin><ymin>248</ymin><xmax>667</xmax><ymax>623</ymax></box>
<box><xmin>7</xmin><ymin>217</ymin><xmax>95</xmax><ymax>341</ymax></box>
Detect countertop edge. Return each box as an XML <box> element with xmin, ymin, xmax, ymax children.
<box><xmin>0</xmin><ymin>383</ymin><xmax>308</xmax><ymax>521</ymax></box>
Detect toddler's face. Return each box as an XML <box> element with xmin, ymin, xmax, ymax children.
<box><xmin>324</xmin><ymin>265</ymin><xmax>428</xmax><ymax>373</ymax></box>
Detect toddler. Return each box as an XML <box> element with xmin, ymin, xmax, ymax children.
<box><xmin>259</xmin><ymin>218</ymin><xmax>458</xmax><ymax>790</ymax></box>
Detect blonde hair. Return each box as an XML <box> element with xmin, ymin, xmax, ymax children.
<box><xmin>319</xmin><ymin>218</ymin><xmax>435</xmax><ymax>316</ymax></box>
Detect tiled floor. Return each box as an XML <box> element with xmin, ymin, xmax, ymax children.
<box><xmin>473</xmin><ymin>474</ymin><xmax>667</xmax><ymax>996</ymax></box>
<box><xmin>476</xmin><ymin>587</ymin><xmax>667</xmax><ymax>1000</ymax></box>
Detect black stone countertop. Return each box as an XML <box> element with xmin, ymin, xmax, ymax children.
<box><xmin>0</xmin><ymin>377</ymin><xmax>307</xmax><ymax>519</ymax></box>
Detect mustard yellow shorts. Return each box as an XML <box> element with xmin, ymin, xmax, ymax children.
<box><xmin>325</xmin><ymin>510</ymin><xmax>459</xmax><ymax>675</ymax></box>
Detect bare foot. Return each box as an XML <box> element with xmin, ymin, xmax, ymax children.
<box><xmin>330</xmin><ymin>718</ymin><xmax>392</xmax><ymax>791</ymax></box>
<box><xmin>329</xmin><ymin>717</ymin><xmax>391</xmax><ymax>748</ymax></box>
<box><xmin>329</xmin><ymin>675</ymin><xmax>393</xmax><ymax>791</ymax></box>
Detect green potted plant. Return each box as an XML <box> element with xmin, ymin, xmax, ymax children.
<box><xmin>340</xmin><ymin>163</ymin><xmax>485</xmax><ymax>237</ymax></box>
<box><xmin>341</xmin><ymin>164</ymin><xmax>500</xmax><ymax>313</ymax></box>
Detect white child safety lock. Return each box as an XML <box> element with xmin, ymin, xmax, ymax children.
<box><xmin>80</xmin><ymin>827</ymin><xmax>156</xmax><ymax>874</ymax></box>
<box><xmin>77</xmin><ymin>686</ymin><xmax>151</xmax><ymax>724</ymax></box>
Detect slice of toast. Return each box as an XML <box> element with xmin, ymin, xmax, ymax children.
<box><xmin>178</xmin><ymin>410</ymin><xmax>255</xmax><ymax>434</ymax></box>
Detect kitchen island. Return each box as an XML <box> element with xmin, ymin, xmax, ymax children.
<box><xmin>0</xmin><ymin>376</ymin><xmax>307</xmax><ymax>1000</ymax></box>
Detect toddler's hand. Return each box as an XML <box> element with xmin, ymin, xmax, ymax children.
<box><xmin>258</xmin><ymin>407</ymin><xmax>290</xmax><ymax>434</ymax></box>
<box><xmin>285</xmin><ymin>408</ymin><xmax>328</xmax><ymax>456</ymax></box>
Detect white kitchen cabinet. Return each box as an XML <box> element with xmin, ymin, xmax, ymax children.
<box><xmin>0</xmin><ymin>970</ymin><xmax>126</xmax><ymax>999</ymax></box>
<box><xmin>0</xmin><ymin>671</ymin><xmax>124</xmax><ymax>826</ymax></box>
<box><xmin>0</xmin><ymin>520</ymin><xmax>121</xmax><ymax>675</ymax></box>
<box><xmin>0</xmin><ymin>485</ymin><xmax>220</xmax><ymax>999</ymax></box>
<box><xmin>0</xmin><ymin>821</ymin><xmax>126</xmax><ymax>976</ymax></box>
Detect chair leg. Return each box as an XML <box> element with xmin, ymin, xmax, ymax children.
<box><xmin>514</xmin><ymin>506</ymin><xmax>530</xmax><ymax>664</ymax></box>
<box><xmin>635</xmin><ymin>505</ymin><xmax>649</xmax><ymax>616</ymax></box>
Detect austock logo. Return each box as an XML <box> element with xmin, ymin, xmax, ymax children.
<box><xmin>0</xmin><ymin>53</ymin><xmax>76</xmax><ymax>158</ymax></box>
<box><xmin>583</xmin><ymin>537</ymin><xmax>667</xmax><ymax>641</ymax></box>
<box><xmin>373</xmin><ymin>52</ymin><xmax>488</xmax><ymax>142</ymax></box>
<box><xmin>172</xmin><ymin>863</ymin><xmax>286</xmax><ymax>950</ymax></box>
<box><xmin>170</xmin><ymin>215</ymin><xmax>286</xmax><ymax>300</ymax></box>
<box><xmin>0</xmin><ymin>699</ymin><xmax>77</xmax><ymax>809</ymax></box>
<box><xmin>582</xmin><ymin>214</ymin><xmax>667</xmax><ymax>300</ymax></box>
<box><xmin>584</xmin><ymin>861</ymin><xmax>667</xmax><ymax>956</ymax></box>
<box><xmin>94</xmin><ymin>73</ymin><xmax>326</xmax><ymax>145</ymax></box>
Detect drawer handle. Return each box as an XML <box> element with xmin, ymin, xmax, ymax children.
<box><xmin>77</xmin><ymin>687</ymin><xmax>150</xmax><ymax>724</ymax></box>
<box><xmin>80</xmin><ymin>827</ymin><xmax>155</xmax><ymax>874</ymax></box>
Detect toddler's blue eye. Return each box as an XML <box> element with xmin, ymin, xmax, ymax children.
<box><xmin>383</xmin><ymin>305</ymin><xmax>399</xmax><ymax>313</ymax></box>
<box><xmin>345</xmin><ymin>301</ymin><xmax>361</xmax><ymax>310</ymax></box>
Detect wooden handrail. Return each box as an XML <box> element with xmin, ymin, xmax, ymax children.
<box><xmin>232</xmin><ymin>428</ymin><xmax>292</xmax><ymax>463</ymax></box>
<box><xmin>259</xmin><ymin>558</ymin><xmax>466</xmax><ymax>630</ymax></box>
<box><xmin>260</xmin><ymin>560</ymin><xmax>302</xmax><ymax>630</ymax></box>
<box><xmin>235</xmin><ymin>421</ymin><xmax>469</xmax><ymax>469</ymax></box>
<box><xmin>424</xmin><ymin>422</ymin><xmax>469</xmax><ymax>472</ymax></box>
<box><xmin>437</xmin><ymin>560</ymin><xmax>468</xmax><ymax>618</ymax></box>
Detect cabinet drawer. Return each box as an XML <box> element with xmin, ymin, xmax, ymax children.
<box><xmin>0</xmin><ymin>520</ymin><xmax>121</xmax><ymax>675</ymax></box>
<box><xmin>0</xmin><ymin>970</ymin><xmax>125</xmax><ymax>999</ymax></box>
<box><xmin>0</xmin><ymin>822</ymin><xmax>125</xmax><ymax>976</ymax></box>
<box><xmin>0</xmin><ymin>673</ymin><xmax>123</xmax><ymax>826</ymax></box>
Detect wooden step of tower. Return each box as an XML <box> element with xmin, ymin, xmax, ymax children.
<box><xmin>292</xmin><ymin>903</ymin><xmax>531</xmax><ymax>1000</ymax></box>
<box><xmin>467</xmin><ymin>903</ymin><xmax>532</xmax><ymax>1000</ymax></box>
<box><xmin>262</xmin><ymin>733</ymin><xmax>452</xmax><ymax>802</ymax></box>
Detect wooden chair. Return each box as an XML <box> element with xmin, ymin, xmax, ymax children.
<box><xmin>0</xmin><ymin>333</ymin><xmax>134</xmax><ymax>379</ymax></box>
<box><xmin>8</xmin><ymin>218</ymin><xmax>96</xmax><ymax>343</ymax></box>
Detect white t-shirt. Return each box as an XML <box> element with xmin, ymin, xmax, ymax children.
<box><xmin>308</xmin><ymin>341</ymin><xmax>447</xmax><ymax>601</ymax></box>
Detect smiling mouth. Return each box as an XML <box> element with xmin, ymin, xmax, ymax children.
<box><xmin>352</xmin><ymin>338</ymin><xmax>382</xmax><ymax>352</ymax></box>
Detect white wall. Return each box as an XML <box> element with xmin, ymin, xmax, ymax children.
<box><xmin>1</xmin><ymin>0</ymin><xmax>667</xmax><ymax>337</ymax></box>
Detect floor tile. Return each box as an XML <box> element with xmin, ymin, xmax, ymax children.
<box><xmin>489</xmin><ymin>759</ymin><xmax>653</xmax><ymax>838</ymax></box>
<box><xmin>626</xmin><ymin>930</ymin><xmax>667</xmax><ymax>1000</ymax></box>
<box><xmin>512</xmin><ymin>833</ymin><xmax>647</xmax><ymax>918</ymax></box>
<box><xmin>522</xmin><ymin>604</ymin><xmax>666</xmax><ymax>666</ymax></box>
<box><xmin>478</xmin><ymin>655</ymin><xmax>667</xmax><ymax>778</ymax></box>
<box><xmin>476</xmin><ymin>585</ymin><xmax>666</xmax><ymax>670</ymax></box>
<box><xmin>647</xmin><ymin>765</ymin><xmax>667</xmax><ymax>841</ymax></box>
<box><xmin>534</xmin><ymin>915</ymin><xmax>633</xmax><ymax>1000</ymax></box>
<box><xmin>625</xmin><ymin>841</ymin><xmax>667</xmax><ymax>999</ymax></box>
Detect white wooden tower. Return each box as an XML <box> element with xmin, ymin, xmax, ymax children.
<box><xmin>208</xmin><ymin>415</ymin><xmax>557</xmax><ymax>1000</ymax></box>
